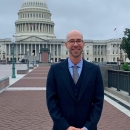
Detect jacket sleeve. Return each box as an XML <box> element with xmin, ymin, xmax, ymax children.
<box><xmin>84</xmin><ymin>66</ymin><xmax>104</xmax><ymax>130</ymax></box>
<box><xmin>46</xmin><ymin>65</ymin><xmax>70</xmax><ymax>130</ymax></box>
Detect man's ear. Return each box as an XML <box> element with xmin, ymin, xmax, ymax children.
<box><xmin>65</xmin><ymin>42</ymin><xmax>68</xmax><ymax>48</ymax></box>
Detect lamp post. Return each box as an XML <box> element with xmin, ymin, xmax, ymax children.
<box><xmin>11</xmin><ymin>39</ymin><xmax>16</xmax><ymax>78</ymax></box>
<box><xmin>27</xmin><ymin>49</ymin><xmax>29</xmax><ymax>69</ymax></box>
<box><xmin>118</xmin><ymin>49</ymin><xmax>123</xmax><ymax>70</ymax></box>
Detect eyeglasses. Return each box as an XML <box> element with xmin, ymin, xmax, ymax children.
<box><xmin>67</xmin><ymin>39</ymin><xmax>83</xmax><ymax>45</ymax></box>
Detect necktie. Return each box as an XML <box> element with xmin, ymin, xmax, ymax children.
<box><xmin>73</xmin><ymin>65</ymin><xmax>79</xmax><ymax>84</ymax></box>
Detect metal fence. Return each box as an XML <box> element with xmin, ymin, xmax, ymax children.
<box><xmin>108</xmin><ymin>69</ymin><xmax>130</xmax><ymax>95</ymax></box>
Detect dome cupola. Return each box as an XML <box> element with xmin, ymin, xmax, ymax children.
<box><xmin>14</xmin><ymin>0</ymin><xmax>56</xmax><ymax>40</ymax></box>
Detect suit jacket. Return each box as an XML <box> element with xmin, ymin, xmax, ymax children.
<box><xmin>46</xmin><ymin>59</ymin><xmax>104</xmax><ymax>130</ymax></box>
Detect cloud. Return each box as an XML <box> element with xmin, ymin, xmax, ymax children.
<box><xmin>0</xmin><ymin>0</ymin><xmax>129</xmax><ymax>39</ymax></box>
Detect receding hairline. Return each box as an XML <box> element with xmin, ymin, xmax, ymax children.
<box><xmin>66</xmin><ymin>30</ymin><xmax>83</xmax><ymax>41</ymax></box>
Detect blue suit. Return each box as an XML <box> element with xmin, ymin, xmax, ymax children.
<box><xmin>46</xmin><ymin>59</ymin><xmax>104</xmax><ymax>130</ymax></box>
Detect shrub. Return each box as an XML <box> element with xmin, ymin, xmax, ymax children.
<box><xmin>121</xmin><ymin>62</ymin><xmax>130</xmax><ymax>71</ymax></box>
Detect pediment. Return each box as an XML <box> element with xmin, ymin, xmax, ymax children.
<box><xmin>18</xmin><ymin>36</ymin><xmax>47</xmax><ymax>42</ymax></box>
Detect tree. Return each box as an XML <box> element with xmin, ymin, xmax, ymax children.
<box><xmin>121</xmin><ymin>62</ymin><xmax>130</xmax><ymax>71</ymax></box>
<box><xmin>120</xmin><ymin>28</ymin><xmax>130</xmax><ymax>60</ymax></box>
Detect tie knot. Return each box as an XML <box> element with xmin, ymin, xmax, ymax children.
<box><xmin>73</xmin><ymin>65</ymin><xmax>77</xmax><ymax>69</ymax></box>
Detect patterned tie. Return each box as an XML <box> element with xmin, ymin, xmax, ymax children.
<box><xmin>73</xmin><ymin>65</ymin><xmax>79</xmax><ymax>84</ymax></box>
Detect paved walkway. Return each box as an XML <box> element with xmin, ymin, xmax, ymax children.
<box><xmin>0</xmin><ymin>65</ymin><xmax>130</xmax><ymax>130</ymax></box>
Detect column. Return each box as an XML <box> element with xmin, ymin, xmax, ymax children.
<box><xmin>35</xmin><ymin>23</ymin><xmax>37</xmax><ymax>32</ymax></box>
<box><xmin>24</xmin><ymin>44</ymin><xmax>25</xmax><ymax>54</ymax></box>
<box><xmin>25</xmin><ymin>23</ymin><xmax>27</xmax><ymax>32</ymax></box>
<box><xmin>20</xmin><ymin>44</ymin><xmax>21</xmax><ymax>54</ymax></box>
<box><xmin>50</xmin><ymin>25</ymin><xmax>51</xmax><ymax>33</ymax></box>
<box><xmin>31</xmin><ymin>23</ymin><xmax>34</xmax><ymax>32</ymax></box>
<box><xmin>39</xmin><ymin>44</ymin><xmax>40</xmax><ymax>54</ymax></box>
<box><xmin>52</xmin><ymin>26</ymin><xmax>54</xmax><ymax>34</ymax></box>
<box><xmin>57</xmin><ymin>44</ymin><xmax>58</xmax><ymax>56</ymax></box>
<box><xmin>15</xmin><ymin>25</ymin><xmax>16</xmax><ymax>33</ymax></box>
<box><xmin>48</xmin><ymin>24</ymin><xmax>49</xmax><ymax>33</ymax></box>
<box><xmin>100</xmin><ymin>45</ymin><xmax>101</xmax><ymax>55</ymax></box>
<box><xmin>96</xmin><ymin>45</ymin><xmax>98</xmax><ymax>55</ymax></box>
<box><xmin>50</xmin><ymin>44</ymin><xmax>51</xmax><ymax>54</ymax></box>
<box><xmin>93</xmin><ymin>45</ymin><xmax>95</xmax><ymax>56</ymax></box>
<box><xmin>22</xmin><ymin>24</ymin><xmax>23</xmax><ymax>32</ymax></box>
<box><xmin>31</xmin><ymin>44</ymin><xmax>32</xmax><ymax>54</ymax></box>
<box><xmin>20</xmin><ymin>24</ymin><xmax>22</xmax><ymax>32</ymax></box>
<box><xmin>29</xmin><ymin>23</ymin><xmax>30</xmax><ymax>32</ymax></box>
<box><xmin>9</xmin><ymin>44</ymin><xmax>10</xmax><ymax>56</ymax></box>
<box><xmin>35</xmin><ymin>44</ymin><xmax>36</xmax><ymax>56</ymax></box>
<box><xmin>39</xmin><ymin>23</ymin><xmax>40</xmax><ymax>32</ymax></box>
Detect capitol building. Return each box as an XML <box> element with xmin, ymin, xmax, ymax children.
<box><xmin>0</xmin><ymin>0</ymin><xmax>128</xmax><ymax>63</ymax></box>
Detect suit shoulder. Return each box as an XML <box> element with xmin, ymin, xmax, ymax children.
<box><xmin>84</xmin><ymin>60</ymin><xmax>99</xmax><ymax>69</ymax></box>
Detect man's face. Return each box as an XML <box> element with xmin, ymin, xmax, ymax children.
<box><xmin>65</xmin><ymin>31</ymin><xmax>85</xmax><ymax>59</ymax></box>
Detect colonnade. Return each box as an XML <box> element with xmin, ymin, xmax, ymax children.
<box><xmin>5</xmin><ymin>43</ymin><xmax>63</xmax><ymax>62</ymax></box>
<box><xmin>93</xmin><ymin>45</ymin><xmax>107</xmax><ymax>56</ymax></box>
<box><xmin>16</xmin><ymin>23</ymin><xmax>54</xmax><ymax>34</ymax></box>
<box><xmin>110</xmin><ymin>44</ymin><xmax>120</xmax><ymax>54</ymax></box>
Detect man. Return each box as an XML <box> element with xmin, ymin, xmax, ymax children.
<box><xmin>46</xmin><ymin>30</ymin><xmax>104</xmax><ymax>130</ymax></box>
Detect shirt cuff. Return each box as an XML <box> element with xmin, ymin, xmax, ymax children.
<box><xmin>83</xmin><ymin>127</ymin><xmax>88</xmax><ymax>130</ymax></box>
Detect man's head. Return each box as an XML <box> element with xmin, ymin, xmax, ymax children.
<box><xmin>65</xmin><ymin>30</ymin><xmax>85</xmax><ymax>60</ymax></box>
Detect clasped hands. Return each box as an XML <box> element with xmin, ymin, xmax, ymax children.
<box><xmin>67</xmin><ymin>126</ymin><xmax>85</xmax><ymax>130</ymax></box>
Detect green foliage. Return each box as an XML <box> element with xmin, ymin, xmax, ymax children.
<box><xmin>121</xmin><ymin>62</ymin><xmax>130</xmax><ymax>71</ymax></box>
<box><xmin>120</xmin><ymin>28</ymin><xmax>130</xmax><ymax>59</ymax></box>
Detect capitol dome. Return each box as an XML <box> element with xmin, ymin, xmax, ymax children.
<box><xmin>21</xmin><ymin>0</ymin><xmax>48</xmax><ymax>9</ymax></box>
<box><xmin>14</xmin><ymin>0</ymin><xmax>56</xmax><ymax>40</ymax></box>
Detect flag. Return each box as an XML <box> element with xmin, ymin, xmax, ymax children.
<box><xmin>114</xmin><ymin>28</ymin><xmax>116</xmax><ymax>31</ymax></box>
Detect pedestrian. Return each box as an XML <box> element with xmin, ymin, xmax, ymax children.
<box><xmin>46</xmin><ymin>30</ymin><xmax>104</xmax><ymax>130</ymax></box>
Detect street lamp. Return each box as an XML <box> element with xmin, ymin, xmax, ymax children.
<box><xmin>27</xmin><ymin>49</ymin><xmax>29</xmax><ymax>69</ymax></box>
<box><xmin>11</xmin><ymin>38</ymin><xmax>16</xmax><ymax>78</ymax></box>
<box><xmin>118</xmin><ymin>49</ymin><xmax>123</xmax><ymax>70</ymax></box>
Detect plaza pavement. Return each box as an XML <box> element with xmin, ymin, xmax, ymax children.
<box><xmin>0</xmin><ymin>64</ymin><xmax>130</xmax><ymax>130</ymax></box>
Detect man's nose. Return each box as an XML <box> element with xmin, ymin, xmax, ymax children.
<box><xmin>73</xmin><ymin>42</ymin><xmax>78</xmax><ymax>46</ymax></box>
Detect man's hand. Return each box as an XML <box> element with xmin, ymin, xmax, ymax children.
<box><xmin>67</xmin><ymin>126</ymin><xmax>80</xmax><ymax>130</ymax></box>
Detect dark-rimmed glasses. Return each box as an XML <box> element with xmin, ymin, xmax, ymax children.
<box><xmin>66</xmin><ymin>39</ymin><xmax>83</xmax><ymax>45</ymax></box>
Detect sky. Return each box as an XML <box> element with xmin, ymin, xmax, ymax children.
<box><xmin>0</xmin><ymin>0</ymin><xmax>130</xmax><ymax>40</ymax></box>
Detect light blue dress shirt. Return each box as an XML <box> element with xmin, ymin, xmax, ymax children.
<box><xmin>68</xmin><ymin>58</ymin><xmax>88</xmax><ymax>130</ymax></box>
<box><xmin>68</xmin><ymin>58</ymin><xmax>83</xmax><ymax>77</ymax></box>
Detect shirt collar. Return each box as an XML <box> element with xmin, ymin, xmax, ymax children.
<box><xmin>68</xmin><ymin>58</ymin><xmax>83</xmax><ymax>68</ymax></box>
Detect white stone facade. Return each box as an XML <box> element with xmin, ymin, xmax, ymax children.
<box><xmin>0</xmin><ymin>0</ymin><xmax>129</xmax><ymax>63</ymax></box>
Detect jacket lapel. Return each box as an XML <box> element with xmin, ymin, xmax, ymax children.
<box><xmin>78</xmin><ymin>60</ymin><xmax>92</xmax><ymax>102</ymax></box>
<box><xmin>59</xmin><ymin>59</ymin><xmax>75</xmax><ymax>101</ymax></box>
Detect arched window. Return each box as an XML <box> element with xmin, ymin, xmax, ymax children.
<box><xmin>113</xmin><ymin>57</ymin><xmax>115</xmax><ymax>62</ymax></box>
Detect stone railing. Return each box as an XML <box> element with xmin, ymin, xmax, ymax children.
<box><xmin>0</xmin><ymin>76</ymin><xmax>9</xmax><ymax>90</ymax></box>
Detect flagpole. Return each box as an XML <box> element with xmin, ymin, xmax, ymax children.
<box><xmin>114</xmin><ymin>28</ymin><xmax>117</xmax><ymax>39</ymax></box>
<box><xmin>116</xmin><ymin>28</ymin><xmax>117</xmax><ymax>39</ymax></box>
